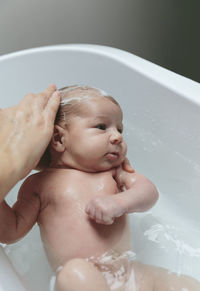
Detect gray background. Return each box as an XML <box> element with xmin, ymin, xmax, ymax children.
<box><xmin>0</xmin><ymin>0</ymin><xmax>199</xmax><ymax>82</ymax></box>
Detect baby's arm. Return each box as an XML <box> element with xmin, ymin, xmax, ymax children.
<box><xmin>85</xmin><ymin>166</ymin><xmax>159</xmax><ymax>225</ymax></box>
<box><xmin>0</xmin><ymin>175</ymin><xmax>40</xmax><ymax>244</ymax></box>
<box><xmin>114</xmin><ymin>166</ymin><xmax>159</xmax><ymax>213</ymax></box>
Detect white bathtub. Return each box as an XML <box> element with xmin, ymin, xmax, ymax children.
<box><xmin>0</xmin><ymin>44</ymin><xmax>200</xmax><ymax>291</ymax></box>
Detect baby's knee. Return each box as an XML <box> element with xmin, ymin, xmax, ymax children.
<box><xmin>55</xmin><ymin>258</ymin><xmax>110</xmax><ymax>291</ymax></box>
<box><xmin>56</xmin><ymin>258</ymin><xmax>98</xmax><ymax>289</ymax></box>
<box><xmin>57</xmin><ymin>258</ymin><xmax>89</xmax><ymax>282</ymax></box>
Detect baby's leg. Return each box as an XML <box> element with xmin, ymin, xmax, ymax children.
<box><xmin>153</xmin><ymin>266</ymin><xmax>200</xmax><ymax>291</ymax></box>
<box><xmin>135</xmin><ymin>262</ymin><xmax>200</xmax><ymax>291</ymax></box>
<box><xmin>55</xmin><ymin>258</ymin><xmax>110</xmax><ymax>291</ymax></box>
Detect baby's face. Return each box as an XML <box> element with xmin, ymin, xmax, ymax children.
<box><xmin>61</xmin><ymin>97</ymin><xmax>127</xmax><ymax>172</ymax></box>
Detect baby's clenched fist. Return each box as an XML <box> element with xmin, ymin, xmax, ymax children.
<box><xmin>85</xmin><ymin>195</ymin><xmax>126</xmax><ymax>225</ymax></box>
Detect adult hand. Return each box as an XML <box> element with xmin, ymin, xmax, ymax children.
<box><xmin>0</xmin><ymin>84</ymin><xmax>60</xmax><ymax>201</ymax></box>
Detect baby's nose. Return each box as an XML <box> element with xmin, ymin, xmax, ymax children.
<box><xmin>110</xmin><ymin>130</ymin><xmax>123</xmax><ymax>144</ymax></box>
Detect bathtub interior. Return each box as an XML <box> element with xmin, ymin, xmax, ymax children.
<box><xmin>0</xmin><ymin>45</ymin><xmax>200</xmax><ymax>291</ymax></box>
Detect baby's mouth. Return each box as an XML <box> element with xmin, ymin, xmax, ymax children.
<box><xmin>106</xmin><ymin>152</ymin><xmax>119</xmax><ymax>160</ymax></box>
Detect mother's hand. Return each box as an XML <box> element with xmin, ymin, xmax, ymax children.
<box><xmin>0</xmin><ymin>84</ymin><xmax>60</xmax><ymax>201</ymax></box>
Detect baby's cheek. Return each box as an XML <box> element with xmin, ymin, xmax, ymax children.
<box><xmin>121</xmin><ymin>148</ymin><xmax>127</xmax><ymax>162</ymax></box>
<box><xmin>123</xmin><ymin>143</ymin><xmax>127</xmax><ymax>155</ymax></box>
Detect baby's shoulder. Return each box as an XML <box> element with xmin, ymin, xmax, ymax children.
<box><xmin>26</xmin><ymin>170</ymin><xmax>46</xmax><ymax>184</ymax></box>
<box><xmin>33</xmin><ymin>168</ymin><xmax>83</xmax><ymax>190</ymax></box>
<box><xmin>22</xmin><ymin>170</ymin><xmax>54</xmax><ymax>190</ymax></box>
<box><xmin>19</xmin><ymin>171</ymin><xmax>41</xmax><ymax>196</ymax></box>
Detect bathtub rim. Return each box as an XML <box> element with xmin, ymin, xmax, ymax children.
<box><xmin>0</xmin><ymin>43</ymin><xmax>199</xmax><ymax>106</ymax></box>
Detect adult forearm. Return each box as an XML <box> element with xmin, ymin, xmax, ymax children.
<box><xmin>0</xmin><ymin>153</ymin><xmax>21</xmax><ymax>202</ymax></box>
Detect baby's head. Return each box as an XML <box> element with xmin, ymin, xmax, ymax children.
<box><xmin>55</xmin><ymin>85</ymin><xmax>119</xmax><ymax>128</ymax></box>
<box><xmin>36</xmin><ymin>85</ymin><xmax>127</xmax><ymax>172</ymax></box>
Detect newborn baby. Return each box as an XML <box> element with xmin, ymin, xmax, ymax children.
<box><xmin>0</xmin><ymin>86</ymin><xmax>199</xmax><ymax>291</ymax></box>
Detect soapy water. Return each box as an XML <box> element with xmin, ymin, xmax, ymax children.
<box><xmin>1</xmin><ymin>210</ymin><xmax>200</xmax><ymax>291</ymax></box>
<box><xmin>144</xmin><ymin>223</ymin><xmax>200</xmax><ymax>259</ymax></box>
<box><xmin>130</xmin><ymin>212</ymin><xmax>200</xmax><ymax>281</ymax></box>
<box><xmin>86</xmin><ymin>250</ymin><xmax>137</xmax><ymax>291</ymax></box>
<box><xmin>49</xmin><ymin>250</ymin><xmax>137</xmax><ymax>291</ymax></box>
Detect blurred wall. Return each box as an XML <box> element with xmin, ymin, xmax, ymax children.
<box><xmin>0</xmin><ymin>0</ymin><xmax>199</xmax><ymax>82</ymax></box>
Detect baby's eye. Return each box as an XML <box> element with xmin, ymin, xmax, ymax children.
<box><xmin>117</xmin><ymin>126</ymin><xmax>123</xmax><ymax>133</ymax></box>
<box><xmin>96</xmin><ymin>124</ymin><xmax>106</xmax><ymax>130</ymax></box>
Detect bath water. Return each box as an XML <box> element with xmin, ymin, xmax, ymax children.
<box><xmin>1</xmin><ymin>209</ymin><xmax>200</xmax><ymax>291</ymax></box>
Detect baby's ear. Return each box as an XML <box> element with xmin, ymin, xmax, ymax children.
<box><xmin>51</xmin><ymin>125</ymin><xmax>66</xmax><ymax>152</ymax></box>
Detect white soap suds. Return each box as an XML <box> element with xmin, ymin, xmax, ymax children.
<box><xmin>60</xmin><ymin>95</ymin><xmax>93</xmax><ymax>105</ymax></box>
<box><xmin>144</xmin><ymin>223</ymin><xmax>200</xmax><ymax>258</ymax></box>
<box><xmin>59</xmin><ymin>85</ymin><xmax>110</xmax><ymax>106</ymax></box>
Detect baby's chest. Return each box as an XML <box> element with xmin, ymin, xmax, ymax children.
<box><xmin>86</xmin><ymin>171</ymin><xmax>119</xmax><ymax>196</ymax></box>
<box><xmin>40</xmin><ymin>171</ymin><xmax>118</xmax><ymax>209</ymax></box>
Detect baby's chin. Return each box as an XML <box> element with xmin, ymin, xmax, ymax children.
<box><xmin>86</xmin><ymin>160</ymin><xmax>123</xmax><ymax>173</ymax></box>
<box><xmin>60</xmin><ymin>157</ymin><xmax>125</xmax><ymax>173</ymax></box>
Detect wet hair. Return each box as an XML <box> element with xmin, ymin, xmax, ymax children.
<box><xmin>55</xmin><ymin>85</ymin><xmax>120</xmax><ymax>128</ymax></box>
<box><xmin>36</xmin><ymin>85</ymin><xmax>120</xmax><ymax>170</ymax></box>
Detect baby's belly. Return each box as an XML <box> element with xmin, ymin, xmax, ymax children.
<box><xmin>38</xmin><ymin>206</ymin><xmax>131</xmax><ymax>270</ymax></box>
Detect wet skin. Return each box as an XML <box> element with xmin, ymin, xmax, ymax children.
<box><xmin>30</xmin><ymin>167</ymin><xmax>132</xmax><ymax>270</ymax></box>
<box><xmin>4</xmin><ymin>96</ymin><xmax>195</xmax><ymax>290</ymax></box>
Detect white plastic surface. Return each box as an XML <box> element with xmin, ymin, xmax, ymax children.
<box><xmin>0</xmin><ymin>44</ymin><xmax>200</xmax><ymax>290</ymax></box>
<box><xmin>0</xmin><ymin>246</ymin><xmax>26</xmax><ymax>291</ymax></box>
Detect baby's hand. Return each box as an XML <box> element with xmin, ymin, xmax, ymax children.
<box><xmin>85</xmin><ymin>195</ymin><xmax>126</xmax><ymax>225</ymax></box>
<box><xmin>114</xmin><ymin>158</ymin><xmax>134</xmax><ymax>190</ymax></box>
<box><xmin>122</xmin><ymin>157</ymin><xmax>135</xmax><ymax>173</ymax></box>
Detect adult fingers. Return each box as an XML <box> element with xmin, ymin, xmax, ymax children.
<box><xmin>40</xmin><ymin>84</ymin><xmax>57</xmax><ymax>97</ymax></box>
<box><xmin>39</xmin><ymin>84</ymin><xmax>57</xmax><ymax>102</ymax></box>
<box><xmin>35</xmin><ymin>84</ymin><xmax>58</xmax><ymax>109</ymax></box>
<box><xmin>45</xmin><ymin>90</ymin><xmax>60</xmax><ymax>122</ymax></box>
<box><xmin>19</xmin><ymin>84</ymin><xmax>57</xmax><ymax>109</ymax></box>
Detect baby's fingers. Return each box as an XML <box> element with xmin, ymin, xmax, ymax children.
<box><xmin>85</xmin><ymin>202</ymin><xmax>112</xmax><ymax>225</ymax></box>
<box><xmin>123</xmin><ymin>157</ymin><xmax>135</xmax><ymax>173</ymax></box>
<box><xmin>85</xmin><ymin>203</ymin><xmax>97</xmax><ymax>220</ymax></box>
<box><xmin>102</xmin><ymin>213</ymin><xmax>114</xmax><ymax>225</ymax></box>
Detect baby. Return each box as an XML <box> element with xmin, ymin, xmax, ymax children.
<box><xmin>0</xmin><ymin>86</ymin><xmax>199</xmax><ymax>291</ymax></box>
